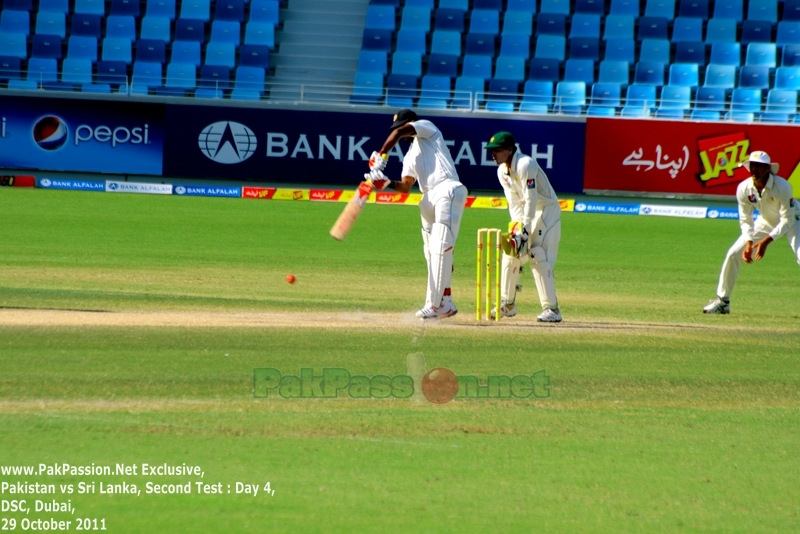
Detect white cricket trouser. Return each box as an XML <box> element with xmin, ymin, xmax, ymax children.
<box><xmin>717</xmin><ymin>219</ymin><xmax>800</xmax><ymax>298</ymax></box>
<box><xmin>419</xmin><ymin>180</ymin><xmax>468</xmax><ymax>307</ymax></box>
<box><xmin>501</xmin><ymin>219</ymin><xmax>561</xmax><ymax>309</ymax></box>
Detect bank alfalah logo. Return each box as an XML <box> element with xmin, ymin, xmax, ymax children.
<box><xmin>198</xmin><ymin>121</ymin><xmax>257</xmax><ymax>164</ymax></box>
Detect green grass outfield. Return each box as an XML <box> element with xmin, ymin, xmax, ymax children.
<box><xmin>0</xmin><ymin>188</ymin><xmax>798</xmax><ymax>533</ymax></box>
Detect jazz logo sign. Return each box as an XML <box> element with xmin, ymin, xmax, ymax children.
<box><xmin>697</xmin><ymin>133</ymin><xmax>750</xmax><ymax>187</ymax></box>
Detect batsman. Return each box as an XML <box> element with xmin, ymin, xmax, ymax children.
<box><xmin>486</xmin><ymin>131</ymin><xmax>563</xmax><ymax>323</ymax></box>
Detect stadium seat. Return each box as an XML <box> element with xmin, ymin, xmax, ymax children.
<box><xmin>645</xmin><ymin>0</ymin><xmax>676</xmax><ymax>20</ymax></box>
<box><xmin>148</xmin><ymin>0</ymin><xmax>177</xmax><ymax>20</ymax></box>
<box><xmin>671</xmin><ymin>17</ymin><xmax>703</xmax><ymax>42</ymax></box>
<box><xmin>554</xmin><ymin>81</ymin><xmax>586</xmax><ymax>113</ymax></box>
<box><xmin>494</xmin><ymin>55</ymin><xmax>526</xmax><ymax>82</ymax></box>
<box><xmin>136</xmin><ymin>39</ymin><xmax>165</xmax><ymax>63</ymax></box>
<box><xmin>741</xmin><ymin>20</ymin><xmax>774</xmax><ymax>45</ymax></box>
<box><xmin>72</xmin><ymin>14</ymin><xmax>102</xmax><ymax>37</ymax></box>
<box><xmin>536</xmin><ymin>13</ymin><xmax>566</xmax><ymax>35</ymax></box>
<box><xmin>603</xmin><ymin>15</ymin><xmax>634</xmax><ymax>40</ymax></box>
<box><xmin>465</xmin><ymin>33</ymin><xmax>495</xmax><ymax>55</ymax></box>
<box><xmin>431</xmin><ymin>30</ymin><xmax>460</xmax><ymax>56</ymax></box>
<box><xmin>528</xmin><ymin>57</ymin><xmax>560</xmax><ymax>82</ymax></box>
<box><xmin>164</xmin><ymin>61</ymin><xmax>195</xmax><ymax>91</ymax></box>
<box><xmin>214</xmin><ymin>0</ymin><xmax>243</xmax><ymax>23</ymax></box>
<box><xmin>500</xmin><ymin>34</ymin><xmax>530</xmax><ymax>58</ymax></box>
<box><xmin>739</xmin><ymin>65</ymin><xmax>770</xmax><ymax>88</ymax></box>
<box><xmin>587</xmin><ymin>105</ymin><xmax>616</xmax><ymax>116</ymax></box>
<box><xmin>485</xmin><ymin>79</ymin><xmax>520</xmax><ymax>112</ymax></box>
<box><xmin>131</xmin><ymin>61</ymin><xmax>162</xmax><ymax>90</ymax></box>
<box><xmin>180</xmin><ymin>0</ymin><xmax>210</xmax><ymax>22</ymax></box>
<box><xmin>350</xmin><ymin>71</ymin><xmax>383</xmax><ymax>104</ymax></box>
<box><xmin>39</xmin><ymin>0</ymin><xmax>68</xmax><ymax>14</ymax></box>
<box><xmin>634</xmin><ymin>61</ymin><xmax>665</xmax><ymax>86</ymax></box>
<box><xmin>775</xmin><ymin>66</ymin><xmax>800</xmax><ymax>90</ymax></box>
<box><xmin>111</xmin><ymin>0</ymin><xmax>140</xmax><ymax>17</ymax></box>
<box><xmin>784</xmin><ymin>44</ymin><xmax>800</xmax><ymax>65</ymax></box>
<box><xmin>760</xmin><ymin>112</ymin><xmax>790</xmax><ymax>123</ymax></box>
<box><xmin>746</xmin><ymin>43</ymin><xmax>777</xmax><ymax>67</ymax></box>
<box><xmin>470</xmin><ymin>10</ymin><xmax>499</xmax><ymax>35</ymax></box>
<box><xmin>710</xmin><ymin>42</ymin><xmax>741</xmax><ymax>66</ymax></box>
<box><xmin>140</xmin><ymin>16</ymin><xmax>171</xmax><ymax>42</ymax></box>
<box><xmin>639</xmin><ymin>39</ymin><xmax>670</xmax><ymax>64</ymax></box>
<box><xmin>705</xmin><ymin>18</ymin><xmax>737</xmax><ymax>43</ymax></box>
<box><xmin>198</xmin><ymin>64</ymin><xmax>230</xmax><ymax>90</ymax></box>
<box><xmin>35</xmin><ymin>12</ymin><xmax>65</xmax><ymax>38</ymax></box>
<box><xmin>575</xmin><ymin>0</ymin><xmax>605</xmax><ymax>15</ymax></box>
<box><xmin>462</xmin><ymin>54</ymin><xmax>493</xmax><ymax>80</ymax></box>
<box><xmin>452</xmin><ymin>75</ymin><xmax>485</xmax><ymax>108</ymax></box>
<box><xmin>502</xmin><ymin>11</ymin><xmax>532</xmax><ymax>36</ymax></box>
<box><xmin>655</xmin><ymin>108</ymin><xmax>686</xmax><ymax>118</ymax></box>
<box><xmin>0</xmin><ymin>10</ymin><xmax>29</xmax><ymax>34</ymax></box>
<box><xmin>68</xmin><ymin>35</ymin><xmax>98</xmax><ymax>62</ymax></box>
<box><xmin>638</xmin><ymin>17</ymin><xmax>669</xmax><ymax>40</ymax></box>
<box><xmin>175</xmin><ymin>19</ymin><xmax>205</xmax><ymax>42</ymax></box>
<box><xmin>623</xmin><ymin>83</ymin><xmax>657</xmax><ymax>112</ymax></box>
<box><xmin>3</xmin><ymin>0</ymin><xmax>32</xmax><ymax>10</ymax></box>
<box><xmin>211</xmin><ymin>20</ymin><xmax>240</xmax><ymax>45</ymax></box>
<box><xmin>764</xmin><ymin>88</ymin><xmax>797</xmax><ymax>114</ymax></box>
<box><xmin>230</xmin><ymin>89</ymin><xmax>259</xmax><ymax>100</ymax></box>
<box><xmin>604</xmin><ymin>38</ymin><xmax>635</xmax><ymax>63</ymax></box>
<box><xmin>570</xmin><ymin>14</ymin><xmax>600</xmax><ymax>38</ymax></box>
<box><xmin>570</xmin><ymin>38</ymin><xmax>600</xmax><ymax>60</ymax></box>
<box><xmin>521</xmin><ymin>80</ymin><xmax>554</xmax><ymax>110</ymax></box>
<box><xmin>748</xmin><ymin>0</ymin><xmax>777</xmax><ymax>23</ymax></box>
<box><xmin>387</xmin><ymin>73</ymin><xmax>417</xmax><ymax>107</ymax></box>
<box><xmin>74</xmin><ymin>0</ymin><xmax>104</xmax><ymax>16</ymax></box>
<box><xmin>776</xmin><ymin>22</ymin><xmax>800</xmax><ymax>49</ymax></box>
<box><xmin>357</xmin><ymin>50</ymin><xmax>387</xmax><ymax>74</ymax></box>
<box><xmin>540</xmin><ymin>0</ymin><xmax>570</xmax><ymax>15</ymax></box>
<box><xmin>26</xmin><ymin>57</ymin><xmax>58</xmax><ymax>83</ymax></box>
<box><xmin>564</xmin><ymin>58</ymin><xmax>594</xmax><ymax>85</ymax></box>
<box><xmin>170</xmin><ymin>40</ymin><xmax>200</xmax><ymax>66</ymax></box>
<box><xmin>102</xmin><ymin>37</ymin><xmax>131</xmax><ymax>63</ymax></box>
<box><xmin>534</xmin><ymin>34</ymin><xmax>565</xmax><ymax>61</ymax></box>
<box><xmin>365</xmin><ymin>5</ymin><xmax>396</xmax><ymax>31</ymax></box>
<box><xmin>395</xmin><ymin>29</ymin><xmax>426</xmax><ymax>53</ymax></box>
<box><xmin>82</xmin><ymin>83</ymin><xmax>111</xmax><ymax>93</ymax></box>
<box><xmin>391</xmin><ymin>51</ymin><xmax>421</xmax><ymax>77</ymax></box>
<box><xmin>590</xmin><ymin>82</ymin><xmax>621</xmax><ymax>107</ymax></box>
<box><xmin>695</xmin><ymin>86</ymin><xmax>727</xmax><ymax>109</ymax></box>
<box><xmin>610</xmin><ymin>0</ymin><xmax>639</xmax><ymax>16</ymax></box>
<box><xmin>106</xmin><ymin>15</ymin><xmax>136</xmax><ymax>42</ymax></box>
<box><xmin>679</xmin><ymin>0</ymin><xmax>709</xmax><ymax>19</ymax></box>
<box><xmin>194</xmin><ymin>88</ymin><xmax>222</xmax><ymax>98</ymax></box>
<box><xmin>403</xmin><ymin>6</ymin><xmax>432</xmax><ymax>32</ymax></box>
<box><xmin>669</xmin><ymin>62</ymin><xmax>699</xmax><ymax>88</ymax></box>
<box><xmin>31</xmin><ymin>34</ymin><xmax>61</xmax><ymax>59</ymax></box>
<box><xmin>703</xmin><ymin>63</ymin><xmax>736</xmax><ymax>90</ymax></box>
<box><xmin>97</xmin><ymin>59</ymin><xmax>128</xmax><ymax>86</ymax></box>
<box><xmin>249</xmin><ymin>0</ymin><xmax>279</xmax><ymax>24</ymax></box>
<box><xmin>658</xmin><ymin>84</ymin><xmax>691</xmax><ymax>111</ymax></box>
<box><xmin>0</xmin><ymin>55</ymin><xmax>21</xmax><ymax>80</ymax></box>
<box><xmin>731</xmin><ymin>88</ymin><xmax>762</xmax><ymax>112</ymax></box>
<box><xmin>675</xmin><ymin>41</ymin><xmax>706</xmax><ymax>64</ymax></box>
<box><xmin>205</xmin><ymin>43</ymin><xmax>235</xmax><ymax>68</ymax></box>
<box><xmin>599</xmin><ymin>59</ymin><xmax>629</xmax><ymax>86</ymax></box>
<box><xmin>61</xmin><ymin>57</ymin><xmax>92</xmax><ymax>85</ymax></box>
<box><xmin>508</xmin><ymin>0</ymin><xmax>536</xmax><ymax>11</ymax></box>
<box><xmin>427</xmin><ymin>53</ymin><xmax>458</xmax><ymax>77</ymax></box>
<box><xmin>244</xmin><ymin>21</ymin><xmax>274</xmax><ymax>48</ymax></box>
<box><xmin>418</xmin><ymin>74</ymin><xmax>451</xmax><ymax>109</ymax></box>
<box><xmin>239</xmin><ymin>44</ymin><xmax>269</xmax><ymax>69</ymax></box>
<box><xmin>438</xmin><ymin>0</ymin><xmax>467</xmax><ymax>9</ymax></box>
<box><xmin>784</xmin><ymin>0</ymin><xmax>800</xmax><ymax>21</ymax></box>
<box><xmin>0</xmin><ymin>32</ymin><xmax>26</xmax><ymax>58</ymax></box>
<box><xmin>713</xmin><ymin>0</ymin><xmax>743</xmax><ymax>22</ymax></box>
<box><xmin>724</xmin><ymin>111</ymin><xmax>755</xmax><ymax>121</ymax></box>
<box><xmin>8</xmin><ymin>78</ymin><xmax>38</xmax><ymax>90</ymax></box>
<box><xmin>475</xmin><ymin>0</ymin><xmax>502</xmax><ymax>9</ymax></box>
<box><xmin>620</xmin><ymin>105</ymin><xmax>650</xmax><ymax>117</ymax></box>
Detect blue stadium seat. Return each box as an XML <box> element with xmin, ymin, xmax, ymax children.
<box><xmin>140</xmin><ymin>16</ymin><xmax>171</xmax><ymax>42</ymax></box>
<box><xmin>180</xmin><ymin>0</ymin><xmax>210</xmax><ymax>22</ymax></box>
<box><xmin>590</xmin><ymin>81</ymin><xmax>621</xmax><ymax>107</ymax></box>
<box><xmin>703</xmin><ymin>63</ymin><xmax>736</xmax><ymax>90</ymax></box>
<box><xmin>357</xmin><ymin>50</ymin><xmax>387</xmax><ymax>74</ymax></box>
<box><xmin>452</xmin><ymin>75</ymin><xmax>484</xmax><ymax>108</ymax></box>
<box><xmin>194</xmin><ymin>88</ymin><xmax>222</xmax><ymax>98</ymax></box>
<box><xmin>679</xmin><ymin>0</ymin><xmax>709</xmax><ymax>19</ymax></box>
<box><xmin>695</xmin><ymin>86</ymin><xmax>727</xmax><ymax>109</ymax></box>
<box><xmin>638</xmin><ymin>17</ymin><xmax>670</xmax><ymax>40</ymax></box>
<box><xmin>668</xmin><ymin>62</ymin><xmax>699</xmax><ymax>87</ymax></box>
<box><xmin>68</xmin><ymin>36</ymin><xmax>98</xmax><ymax>62</ymax></box>
<box><xmin>741</xmin><ymin>20</ymin><xmax>774</xmax><ymax>45</ymax></box>
<box><xmin>528</xmin><ymin>57</ymin><xmax>560</xmax><ymax>81</ymax></box>
<box><xmin>739</xmin><ymin>65</ymin><xmax>770</xmax><ymax>88</ymax></box>
<box><xmin>623</xmin><ymin>83</ymin><xmax>657</xmax><ymax>112</ymax></box>
<box><xmin>587</xmin><ymin>105</ymin><xmax>616</xmax><ymax>116</ymax></box>
<box><xmin>598</xmin><ymin>59</ymin><xmax>629</xmax><ymax>86</ymax></box>
<box><xmin>0</xmin><ymin>10</ymin><xmax>29</xmax><ymax>34</ymax></box>
<box><xmin>503</xmin><ymin>11</ymin><xmax>532</xmax><ymax>35</ymax></box>
<box><xmin>4</xmin><ymin>0</ymin><xmax>32</xmax><ymax>10</ymax></box>
<box><xmin>777</xmin><ymin>22</ymin><xmax>800</xmax><ymax>49</ymax></box>
<box><xmin>610</xmin><ymin>0</ymin><xmax>639</xmax><ymax>16</ymax></box>
<box><xmin>365</xmin><ymin>5</ymin><xmax>396</xmax><ymax>31</ymax></box>
<box><xmin>72</xmin><ymin>14</ymin><xmax>102</xmax><ymax>37</ymax></box>
<box><xmin>199</xmin><ymin>64</ymin><xmax>230</xmax><ymax>89</ymax></box>
<box><xmin>434</xmin><ymin>8</ymin><xmax>463</xmax><ymax>32</ymax></box>
<box><xmin>462</xmin><ymin>54</ymin><xmax>493</xmax><ymax>80</ymax></box>
<box><xmin>148</xmin><ymin>0</ymin><xmax>177</xmax><ymax>20</ymax></box>
<box><xmin>0</xmin><ymin>55</ymin><xmax>21</xmax><ymax>80</ymax></box>
<box><xmin>431</xmin><ymin>30</ymin><xmax>460</xmax><ymax>55</ymax></box>
<box><xmin>521</xmin><ymin>80</ymin><xmax>554</xmax><ymax>110</ymax></box>
<box><xmin>746</xmin><ymin>43</ymin><xmax>777</xmax><ymax>67</ymax></box>
<box><xmin>386</xmin><ymin>73</ymin><xmax>417</xmax><ymax>107</ymax></box>
<box><xmin>604</xmin><ymin>38</ymin><xmax>635</xmax><ymax>63</ymax></box>
<box><xmin>427</xmin><ymin>53</ymin><xmax>458</xmax><ymax>77</ymax></box>
<box><xmin>575</xmin><ymin>0</ymin><xmax>605</xmax><ymax>15</ymax></box>
<box><xmin>350</xmin><ymin>71</ymin><xmax>383</xmax><ymax>104</ymax></box>
<box><xmin>639</xmin><ymin>39</ymin><xmax>670</xmax><ymax>64</ymax></box>
<box><xmin>438</xmin><ymin>0</ymin><xmax>467</xmax><ymax>9</ymax></box>
<box><xmin>564</xmin><ymin>58</ymin><xmax>594</xmax><ymax>84</ymax></box>
<box><xmin>570</xmin><ymin>14</ymin><xmax>600</xmax><ymax>38</ymax></box>
<box><xmin>724</xmin><ymin>111</ymin><xmax>755</xmax><ymax>121</ymax></box>
<box><xmin>570</xmin><ymin>38</ymin><xmax>600</xmax><ymax>60</ymax></box>
<box><xmin>712</xmin><ymin>0</ymin><xmax>742</xmax><ymax>20</ymax></box>
<box><xmin>675</xmin><ymin>41</ymin><xmax>705</xmax><ymax>64</ymax></box>
<box><xmin>775</xmin><ymin>66</ymin><xmax>800</xmax><ymax>89</ymax></box>
<box><xmin>136</xmin><ymin>39</ymin><xmax>165</xmax><ymax>63</ymax></box>
<box><xmin>603</xmin><ymin>15</ymin><xmax>634</xmax><ymax>40</ymax></box>
<box><xmin>466</xmin><ymin>33</ymin><xmax>495</xmax><ymax>55</ymax></box>
<box><xmin>106</xmin><ymin>15</ymin><xmax>136</xmax><ymax>41</ymax></box>
<box><xmin>710</xmin><ymin>42</ymin><xmax>741</xmax><ymax>66</ymax></box>
<box><xmin>214</xmin><ymin>0</ymin><xmax>243</xmax><ymax>23</ymax></box>
<box><xmin>97</xmin><ymin>59</ymin><xmax>128</xmax><ymax>86</ymax></box>
<box><xmin>175</xmin><ymin>19</ymin><xmax>205</xmax><ymax>42</ymax></box>
<box><xmin>401</xmin><ymin>6</ymin><xmax>431</xmax><ymax>32</ymax></box>
<box><xmin>764</xmin><ymin>88</ymin><xmax>797</xmax><ymax>114</ymax></box>
<box><xmin>35</xmin><ymin>12</ymin><xmax>65</xmax><ymax>38</ymax></box>
<box><xmin>784</xmin><ymin>44</ymin><xmax>800</xmax><ymax>65</ymax></box>
<box><xmin>691</xmin><ymin>109</ymin><xmax>721</xmax><ymax>120</ymax></box>
<box><xmin>500</xmin><ymin>34</ymin><xmax>530</xmax><ymax>58</ymax></box>
<box><xmin>74</xmin><ymin>0</ymin><xmax>104</xmax><ymax>16</ymax></box>
<box><xmin>164</xmin><ymin>61</ymin><xmax>195</xmax><ymax>90</ymax></box>
<box><xmin>249</xmin><ymin>0</ymin><xmax>279</xmax><ymax>24</ymax></box>
<box><xmin>31</xmin><ymin>34</ymin><xmax>61</xmax><ymax>58</ymax></box>
<box><xmin>705</xmin><ymin>18</ymin><xmax>737</xmax><ymax>43</ymax></box>
<box><xmin>27</xmin><ymin>57</ymin><xmax>57</xmax><ymax>83</ymax></box>
<box><xmin>8</xmin><ymin>78</ymin><xmax>38</xmax><ymax>90</ymax></box>
<box><xmin>239</xmin><ymin>44</ymin><xmax>269</xmax><ymax>69</ymax></box>
<box><xmin>62</xmin><ymin>57</ymin><xmax>92</xmax><ymax>84</ymax></box>
<box><xmin>536</xmin><ymin>13</ymin><xmax>566</xmax><ymax>35</ymax></box>
<box><xmin>508</xmin><ymin>0</ymin><xmax>536</xmax><ymax>11</ymax></box>
<box><xmin>111</xmin><ymin>0</ymin><xmax>140</xmax><ymax>17</ymax></box>
<box><xmin>554</xmin><ymin>81</ymin><xmax>586</xmax><ymax>113</ymax></box>
<box><xmin>534</xmin><ymin>34</ymin><xmax>565</xmax><ymax>61</ymax></box>
<box><xmin>494</xmin><ymin>55</ymin><xmax>526</xmax><ymax>82</ymax></box>
<box><xmin>760</xmin><ymin>112</ymin><xmax>789</xmax><ymax>123</ymax></box>
<box><xmin>748</xmin><ymin>0</ymin><xmax>777</xmax><ymax>23</ymax></box>
<box><xmin>659</xmin><ymin>85</ymin><xmax>691</xmax><ymax>113</ymax></box>
<box><xmin>171</xmin><ymin>40</ymin><xmax>200</xmax><ymax>66</ymax></box>
<box><xmin>540</xmin><ymin>0</ymin><xmax>570</xmax><ymax>15</ymax></box>
<box><xmin>102</xmin><ymin>37</ymin><xmax>131</xmax><ymax>63</ymax></box>
<box><xmin>39</xmin><ymin>0</ymin><xmax>68</xmax><ymax>14</ymax></box>
<box><xmin>205</xmin><ymin>42</ymin><xmax>235</xmax><ymax>69</ymax></box>
<box><xmin>418</xmin><ymin>74</ymin><xmax>451</xmax><ymax>109</ymax></box>
<box><xmin>654</xmin><ymin>108</ymin><xmax>686</xmax><ymax>118</ymax></box>
<box><xmin>82</xmin><ymin>83</ymin><xmax>111</xmax><ymax>93</ymax></box>
<box><xmin>244</xmin><ymin>21</ymin><xmax>274</xmax><ymax>48</ymax></box>
<box><xmin>211</xmin><ymin>20</ymin><xmax>240</xmax><ymax>45</ymax></box>
<box><xmin>470</xmin><ymin>10</ymin><xmax>499</xmax><ymax>35</ymax></box>
<box><xmin>645</xmin><ymin>0</ymin><xmax>676</xmax><ymax>20</ymax></box>
<box><xmin>0</xmin><ymin>32</ymin><xmax>27</xmax><ymax>58</ymax></box>
<box><xmin>475</xmin><ymin>0</ymin><xmax>502</xmax><ymax>9</ymax></box>
<box><xmin>672</xmin><ymin>17</ymin><xmax>703</xmax><ymax>42</ymax></box>
<box><xmin>395</xmin><ymin>29</ymin><xmax>426</xmax><ymax>53</ymax></box>
<box><xmin>486</xmin><ymin>79</ymin><xmax>520</xmax><ymax>112</ymax></box>
<box><xmin>230</xmin><ymin>89</ymin><xmax>259</xmax><ymax>100</ymax></box>
<box><xmin>634</xmin><ymin>61</ymin><xmax>665</xmax><ymax>85</ymax></box>
<box><xmin>731</xmin><ymin>88</ymin><xmax>762</xmax><ymax>111</ymax></box>
<box><xmin>785</xmin><ymin>0</ymin><xmax>800</xmax><ymax>21</ymax></box>
<box><xmin>391</xmin><ymin>50</ymin><xmax>421</xmax><ymax>77</ymax></box>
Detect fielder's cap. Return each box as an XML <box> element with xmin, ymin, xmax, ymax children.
<box><xmin>486</xmin><ymin>131</ymin><xmax>516</xmax><ymax>149</ymax></box>
<box><xmin>739</xmin><ymin>150</ymin><xmax>780</xmax><ymax>174</ymax></box>
<box><xmin>389</xmin><ymin>109</ymin><xmax>418</xmax><ymax>131</ymax></box>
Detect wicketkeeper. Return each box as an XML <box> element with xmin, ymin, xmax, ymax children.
<box><xmin>486</xmin><ymin>132</ymin><xmax>562</xmax><ymax>323</ymax></box>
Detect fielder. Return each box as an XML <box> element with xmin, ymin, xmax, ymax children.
<box><xmin>703</xmin><ymin>150</ymin><xmax>800</xmax><ymax>314</ymax></box>
<box><xmin>366</xmin><ymin>109</ymin><xmax>468</xmax><ymax>319</ymax></box>
<box><xmin>486</xmin><ymin>131</ymin><xmax>562</xmax><ymax>323</ymax></box>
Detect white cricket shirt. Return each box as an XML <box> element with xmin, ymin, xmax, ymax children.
<box><xmin>497</xmin><ymin>151</ymin><xmax>561</xmax><ymax>231</ymax></box>
<box><xmin>401</xmin><ymin>120</ymin><xmax>460</xmax><ymax>193</ymax></box>
<box><xmin>736</xmin><ymin>174</ymin><xmax>799</xmax><ymax>241</ymax></box>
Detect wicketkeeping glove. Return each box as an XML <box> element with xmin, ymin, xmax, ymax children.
<box><xmin>369</xmin><ymin>151</ymin><xmax>388</xmax><ymax>172</ymax></box>
<box><xmin>364</xmin><ymin>169</ymin><xmax>391</xmax><ymax>190</ymax></box>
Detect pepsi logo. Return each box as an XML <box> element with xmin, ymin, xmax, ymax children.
<box><xmin>33</xmin><ymin>116</ymin><xmax>68</xmax><ymax>150</ymax></box>
<box><xmin>199</xmin><ymin>121</ymin><xmax>256</xmax><ymax>164</ymax></box>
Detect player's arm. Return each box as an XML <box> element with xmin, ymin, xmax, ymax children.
<box><xmin>388</xmin><ymin>175</ymin><xmax>415</xmax><ymax>193</ymax></box>
<box><xmin>755</xmin><ymin>185</ymin><xmax>793</xmax><ymax>260</ymax></box>
<box><xmin>737</xmin><ymin>186</ymin><xmax>756</xmax><ymax>263</ymax></box>
<box><xmin>378</xmin><ymin>123</ymin><xmax>417</xmax><ymax>155</ymax></box>
<box><xmin>518</xmin><ymin>159</ymin><xmax>538</xmax><ymax>228</ymax></box>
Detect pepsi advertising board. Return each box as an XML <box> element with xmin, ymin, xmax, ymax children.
<box><xmin>0</xmin><ymin>96</ymin><xmax>163</xmax><ymax>175</ymax></box>
<box><xmin>163</xmin><ymin>105</ymin><xmax>585</xmax><ymax>193</ymax></box>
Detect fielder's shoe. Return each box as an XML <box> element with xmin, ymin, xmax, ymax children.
<box><xmin>490</xmin><ymin>302</ymin><xmax>517</xmax><ymax>319</ymax></box>
<box><xmin>537</xmin><ymin>308</ymin><xmax>562</xmax><ymax>323</ymax></box>
<box><xmin>415</xmin><ymin>301</ymin><xmax>458</xmax><ymax>320</ymax></box>
<box><xmin>702</xmin><ymin>297</ymin><xmax>730</xmax><ymax>314</ymax></box>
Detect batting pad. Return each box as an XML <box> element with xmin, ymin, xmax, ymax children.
<box><xmin>427</xmin><ymin>223</ymin><xmax>454</xmax><ymax>308</ymax></box>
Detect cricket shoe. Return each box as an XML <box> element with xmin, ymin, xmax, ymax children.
<box><xmin>415</xmin><ymin>301</ymin><xmax>458</xmax><ymax>320</ymax></box>
<box><xmin>490</xmin><ymin>302</ymin><xmax>517</xmax><ymax>319</ymax></box>
<box><xmin>537</xmin><ymin>308</ymin><xmax>562</xmax><ymax>323</ymax></box>
<box><xmin>702</xmin><ymin>297</ymin><xmax>730</xmax><ymax>314</ymax></box>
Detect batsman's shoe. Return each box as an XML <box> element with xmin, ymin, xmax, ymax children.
<box><xmin>703</xmin><ymin>298</ymin><xmax>730</xmax><ymax>314</ymax></box>
<box><xmin>437</xmin><ymin>300</ymin><xmax>458</xmax><ymax>318</ymax></box>
<box><xmin>537</xmin><ymin>308</ymin><xmax>562</xmax><ymax>323</ymax></box>
<box><xmin>490</xmin><ymin>302</ymin><xmax>517</xmax><ymax>319</ymax></box>
<box><xmin>415</xmin><ymin>301</ymin><xmax>458</xmax><ymax>320</ymax></box>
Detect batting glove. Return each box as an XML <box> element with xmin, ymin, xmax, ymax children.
<box><xmin>364</xmin><ymin>170</ymin><xmax>391</xmax><ymax>191</ymax></box>
<box><xmin>369</xmin><ymin>151</ymin><xmax>388</xmax><ymax>172</ymax></box>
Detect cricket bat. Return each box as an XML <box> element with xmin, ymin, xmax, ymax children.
<box><xmin>329</xmin><ymin>181</ymin><xmax>374</xmax><ymax>241</ymax></box>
